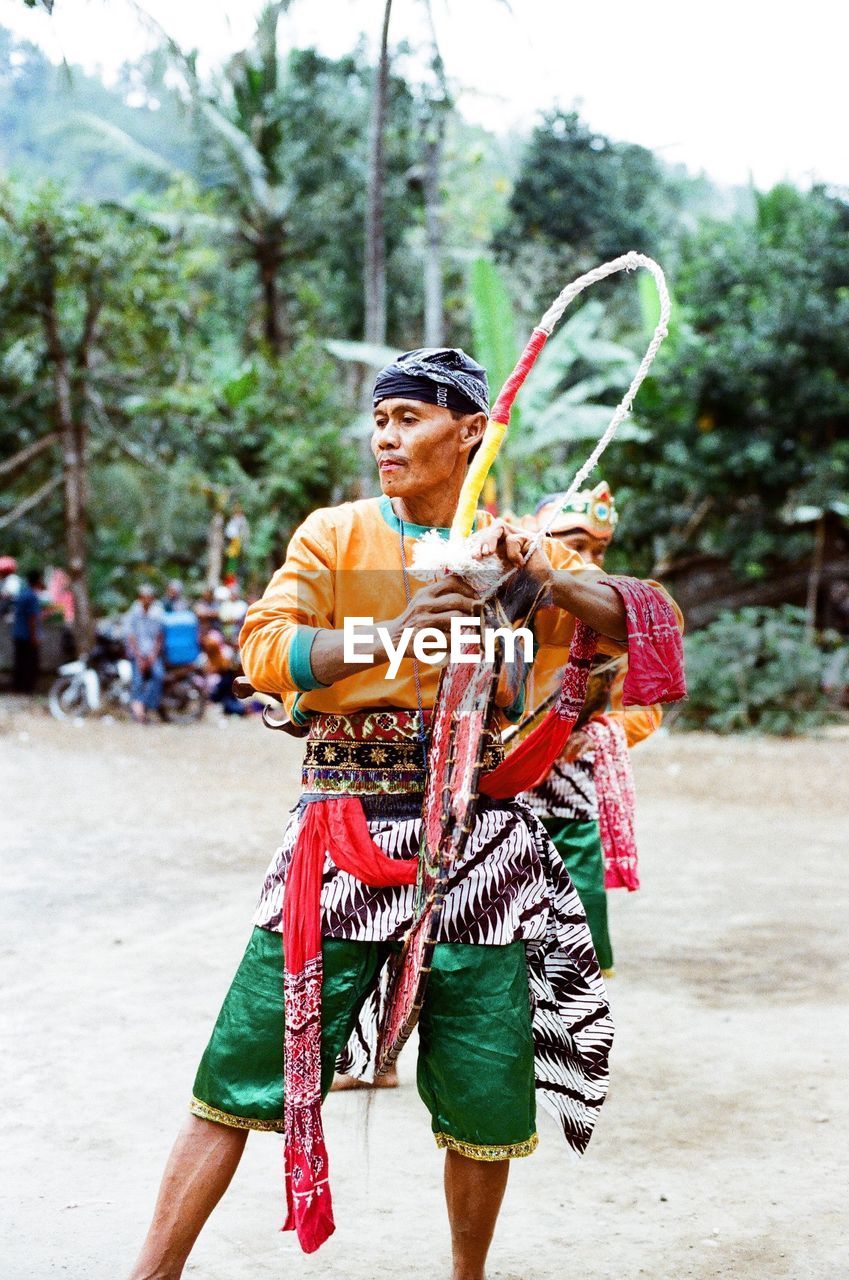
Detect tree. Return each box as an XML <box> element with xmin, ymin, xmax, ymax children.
<box><xmin>604</xmin><ymin>184</ymin><xmax>849</xmax><ymax>579</ymax></box>
<box><xmin>363</xmin><ymin>0</ymin><xmax>393</xmax><ymax>345</ymax></box>
<box><xmin>118</xmin><ymin>2</ymin><xmax>297</xmax><ymax>355</ymax></box>
<box><xmin>493</xmin><ymin>109</ymin><xmax>677</xmax><ymax>322</ymax></box>
<box><xmin>415</xmin><ymin>0</ymin><xmax>452</xmax><ymax>346</ymax></box>
<box><xmin>72</xmin><ymin>23</ymin><xmax>423</xmax><ymax>350</ymax></box>
<box><xmin>226</xmin><ymin>334</ymin><xmax>358</xmax><ymax>565</ymax></box>
<box><xmin>0</xmin><ymin>182</ymin><xmax>208</xmax><ymax>640</ymax></box>
<box><xmin>271</xmin><ymin>46</ymin><xmax>422</xmax><ymax>344</ymax></box>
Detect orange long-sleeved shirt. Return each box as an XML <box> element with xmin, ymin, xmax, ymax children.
<box><xmin>607</xmin><ymin>664</ymin><xmax>663</xmax><ymax>746</ymax></box>
<box><xmin>239</xmin><ymin>495</ymin><xmax>617</xmax><ymax>723</ymax></box>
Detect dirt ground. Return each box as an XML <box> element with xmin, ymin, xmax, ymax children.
<box><xmin>2</xmin><ymin>700</ymin><xmax>848</xmax><ymax>1280</ymax></box>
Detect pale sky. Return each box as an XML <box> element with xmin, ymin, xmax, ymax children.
<box><xmin>2</xmin><ymin>0</ymin><xmax>848</xmax><ymax>189</ymax></box>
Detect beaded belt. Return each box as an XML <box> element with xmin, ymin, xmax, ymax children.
<box><xmin>302</xmin><ymin>709</ymin><xmax>504</xmax><ymax>797</ymax></box>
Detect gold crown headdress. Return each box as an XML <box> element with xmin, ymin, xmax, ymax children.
<box><xmin>537</xmin><ymin>481</ymin><xmax>618</xmax><ymax>542</ymax></box>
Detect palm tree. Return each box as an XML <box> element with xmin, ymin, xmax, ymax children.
<box><xmin>363</xmin><ymin>0</ymin><xmax>393</xmax><ymax>345</ymax></box>
<box><xmin>119</xmin><ymin>1</ymin><xmax>296</xmax><ymax>354</ymax></box>
<box><xmin>419</xmin><ymin>0</ymin><xmax>451</xmax><ymax>346</ymax></box>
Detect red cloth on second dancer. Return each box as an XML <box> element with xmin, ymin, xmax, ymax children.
<box><xmin>481</xmin><ymin>622</ymin><xmax>599</xmax><ymax>798</ymax></box>
<box><xmin>583</xmin><ymin>716</ymin><xmax>639</xmax><ymax>891</ymax></box>
<box><xmin>481</xmin><ymin>577</ymin><xmax>685</xmax><ymax>799</ymax></box>
<box><xmin>282</xmin><ymin>798</ymin><xmax>418</xmax><ymax>1253</ymax></box>
<box><xmin>606</xmin><ymin>576</ymin><xmax>686</xmax><ymax>707</ymax></box>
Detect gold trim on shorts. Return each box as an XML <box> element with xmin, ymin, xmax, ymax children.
<box><xmin>434</xmin><ymin>1131</ymin><xmax>539</xmax><ymax>1161</ymax></box>
<box><xmin>190</xmin><ymin>1096</ymin><xmax>285</xmax><ymax>1133</ymax></box>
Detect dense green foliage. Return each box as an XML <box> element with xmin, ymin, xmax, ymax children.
<box><xmin>0</xmin><ymin>176</ymin><xmax>356</xmax><ymax>609</ymax></box>
<box><xmin>274</xmin><ymin>47</ymin><xmax>424</xmax><ymax>343</ymax></box>
<box><xmin>601</xmin><ymin>184</ymin><xmax>849</xmax><ymax>578</ymax></box>
<box><xmin>0</xmin><ymin>183</ymin><xmax>205</xmax><ymax>584</ymax></box>
<box><xmin>677</xmin><ymin>607</ymin><xmax>848</xmax><ymax>735</ymax></box>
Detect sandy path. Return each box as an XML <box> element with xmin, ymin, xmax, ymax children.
<box><xmin>2</xmin><ymin>706</ymin><xmax>847</xmax><ymax>1279</ymax></box>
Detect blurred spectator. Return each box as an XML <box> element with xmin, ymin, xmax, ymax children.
<box><xmin>46</xmin><ymin>568</ymin><xmax>75</xmax><ymax>624</ymax></box>
<box><xmin>198</xmin><ymin>610</ymin><xmax>244</xmax><ymax>716</ymax></box>
<box><xmin>46</xmin><ymin>567</ymin><xmax>77</xmax><ymax>662</ymax></box>
<box><xmin>218</xmin><ymin>578</ymin><xmax>248</xmax><ymax>642</ymax></box>
<box><xmin>163</xmin><ymin>579</ymin><xmax>189</xmax><ymax>614</ymax></box>
<box><xmin>195</xmin><ymin>587</ymin><xmax>217</xmax><ymax>619</ymax></box>
<box><xmin>224</xmin><ymin>504</ymin><xmax>249</xmax><ymax>577</ymax></box>
<box><xmin>125</xmin><ymin>584</ymin><xmax>165</xmax><ymax>724</ymax></box>
<box><xmin>1</xmin><ymin>555</ymin><xmax>21</xmax><ymax>618</ymax></box>
<box><xmin>12</xmin><ymin>567</ymin><xmax>44</xmax><ymax>693</ymax></box>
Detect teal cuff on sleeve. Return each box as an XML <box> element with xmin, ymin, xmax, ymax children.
<box><xmin>288</xmin><ymin>625</ymin><xmax>327</xmax><ymax>692</ymax></box>
<box><xmin>290</xmin><ymin>694</ymin><xmax>311</xmax><ymax>726</ymax></box>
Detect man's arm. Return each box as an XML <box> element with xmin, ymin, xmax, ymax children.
<box><xmin>239</xmin><ymin>513</ymin><xmax>338</xmax><ymax>695</ymax></box>
<box><xmin>471</xmin><ymin>520</ymin><xmax>627</xmax><ymax>643</ymax></box>
<box><xmin>548</xmin><ymin>571</ymin><xmax>627</xmax><ymax>643</ymax></box>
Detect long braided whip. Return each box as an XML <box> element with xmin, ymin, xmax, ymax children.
<box><xmin>532</xmin><ymin>251</ymin><xmax>670</xmax><ymax>542</ymax></box>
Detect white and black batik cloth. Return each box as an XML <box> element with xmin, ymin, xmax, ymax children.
<box><xmin>520</xmin><ymin>751</ymin><xmax>599</xmax><ymax>823</ymax></box>
<box><xmin>253</xmin><ymin>799</ymin><xmax>613</xmax><ymax>1158</ymax></box>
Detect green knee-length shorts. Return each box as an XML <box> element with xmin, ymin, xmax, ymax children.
<box><xmin>190</xmin><ymin>927</ymin><xmax>538</xmax><ymax>1160</ymax></box>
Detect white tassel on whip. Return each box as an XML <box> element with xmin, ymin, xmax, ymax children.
<box><xmin>412</xmin><ymin>529</ymin><xmax>504</xmax><ymax>589</ymax></box>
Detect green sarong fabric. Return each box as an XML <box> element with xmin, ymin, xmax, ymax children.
<box><xmin>191</xmin><ymin>927</ymin><xmax>537</xmax><ymax>1159</ymax></box>
<box><xmin>543</xmin><ymin>818</ymin><xmax>614</xmax><ymax>972</ymax></box>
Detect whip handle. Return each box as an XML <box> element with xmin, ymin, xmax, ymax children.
<box><xmin>451</xmin><ymin>328</ymin><xmax>548</xmax><ymax>539</ymax></box>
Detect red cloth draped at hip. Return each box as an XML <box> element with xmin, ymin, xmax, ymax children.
<box><xmin>282</xmin><ymin>798</ymin><xmax>418</xmax><ymax>1254</ymax></box>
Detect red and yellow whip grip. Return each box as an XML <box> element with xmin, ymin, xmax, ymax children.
<box><xmin>450</xmin><ymin>327</ymin><xmax>549</xmax><ymax>539</ymax></box>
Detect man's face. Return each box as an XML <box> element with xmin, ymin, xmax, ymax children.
<box><xmin>371</xmin><ymin>398</ymin><xmax>484</xmax><ymax>498</ymax></box>
<box><xmin>556</xmin><ymin>529</ymin><xmax>609</xmax><ymax>568</ymax></box>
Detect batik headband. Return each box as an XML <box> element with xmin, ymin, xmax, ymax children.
<box><xmin>373</xmin><ymin>347</ymin><xmax>490</xmax><ymax>417</ymax></box>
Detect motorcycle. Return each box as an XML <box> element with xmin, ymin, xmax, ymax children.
<box><xmin>49</xmin><ymin>619</ymin><xmax>208</xmax><ymax>726</ymax></box>
<box><xmin>48</xmin><ymin>628</ymin><xmax>132</xmax><ymax>721</ymax></box>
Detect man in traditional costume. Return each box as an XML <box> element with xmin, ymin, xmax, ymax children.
<box><xmin>129</xmin><ymin>349</ymin><xmax>683</xmax><ymax>1280</ymax></box>
<box><xmin>519</xmin><ymin>484</ymin><xmax>662</xmax><ymax>975</ymax></box>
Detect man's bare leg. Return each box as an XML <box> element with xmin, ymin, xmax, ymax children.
<box><xmin>128</xmin><ymin>1115</ymin><xmax>248</xmax><ymax>1280</ymax></box>
<box><xmin>443</xmin><ymin>1150</ymin><xmax>510</xmax><ymax>1280</ymax></box>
